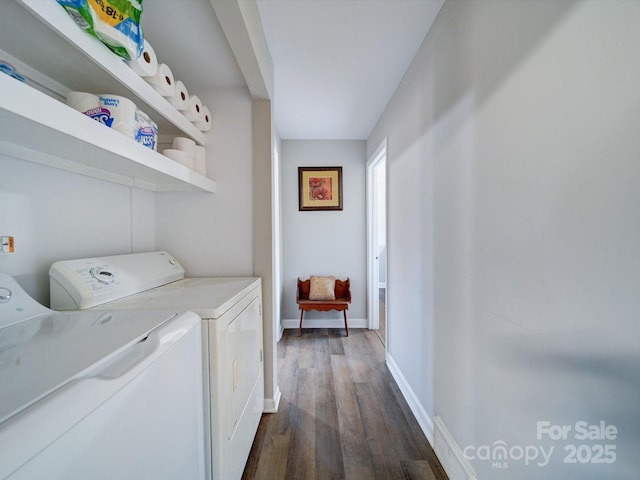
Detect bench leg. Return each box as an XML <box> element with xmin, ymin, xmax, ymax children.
<box><xmin>343</xmin><ymin>310</ymin><xmax>349</xmax><ymax>337</ymax></box>
<box><xmin>299</xmin><ymin>309</ymin><xmax>304</xmax><ymax>336</ymax></box>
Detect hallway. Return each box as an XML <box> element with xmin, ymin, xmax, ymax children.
<box><xmin>243</xmin><ymin>329</ymin><xmax>447</xmax><ymax>480</ymax></box>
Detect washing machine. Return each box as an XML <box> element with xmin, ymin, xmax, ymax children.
<box><xmin>49</xmin><ymin>251</ymin><xmax>264</xmax><ymax>480</ymax></box>
<box><xmin>0</xmin><ymin>272</ymin><xmax>205</xmax><ymax>480</ymax></box>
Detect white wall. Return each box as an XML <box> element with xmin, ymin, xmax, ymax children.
<box><xmin>155</xmin><ymin>87</ymin><xmax>255</xmax><ymax>276</ymax></box>
<box><xmin>0</xmin><ymin>155</ymin><xmax>155</xmax><ymax>304</ymax></box>
<box><xmin>281</xmin><ymin>140</ymin><xmax>367</xmax><ymax>323</ymax></box>
<box><xmin>252</xmin><ymin>98</ymin><xmax>279</xmax><ymax>408</ymax></box>
<box><xmin>0</xmin><ymin>87</ymin><xmax>256</xmax><ymax>302</ymax></box>
<box><xmin>368</xmin><ymin>1</ymin><xmax>640</xmax><ymax>479</ymax></box>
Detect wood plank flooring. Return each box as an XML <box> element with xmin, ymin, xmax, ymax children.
<box><xmin>242</xmin><ymin>328</ymin><xmax>448</xmax><ymax>480</ymax></box>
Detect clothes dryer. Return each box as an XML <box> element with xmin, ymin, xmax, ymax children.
<box><xmin>49</xmin><ymin>251</ymin><xmax>264</xmax><ymax>480</ymax></box>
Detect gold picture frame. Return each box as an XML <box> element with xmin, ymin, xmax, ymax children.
<box><xmin>298</xmin><ymin>166</ymin><xmax>343</xmax><ymax>211</ymax></box>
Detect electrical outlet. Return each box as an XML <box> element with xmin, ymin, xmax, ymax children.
<box><xmin>1</xmin><ymin>236</ymin><xmax>15</xmax><ymax>254</ymax></box>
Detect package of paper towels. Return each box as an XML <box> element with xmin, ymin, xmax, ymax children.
<box><xmin>57</xmin><ymin>0</ymin><xmax>143</xmax><ymax>61</ymax></box>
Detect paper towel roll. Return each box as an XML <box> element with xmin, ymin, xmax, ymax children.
<box><xmin>168</xmin><ymin>80</ymin><xmax>190</xmax><ymax>111</ymax></box>
<box><xmin>194</xmin><ymin>106</ymin><xmax>212</xmax><ymax>132</ymax></box>
<box><xmin>146</xmin><ymin>63</ymin><xmax>175</xmax><ymax>97</ymax></box>
<box><xmin>184</xmin><ymin>95</ymin><xmax>203</xmax><ymax>122</ymax></box>
<box><xmin>100</xmin><ymin>94</ymin><xmax>138</xmax><ymax>139</ymax></box>
<box><xmin>193</xmin><ymin>145</ymin><xmax>207</xmax><ymax>176</ymax></box>
<box><xmin>67</xmin><ymin>91</ymin><xmax>100</xmax><ymax>114</ymax></box>
<box><xmin>172</xmin><ymin>137</ymin><xmax>195</xmax><ymax>160</ymax></box>
<box><xmin>163</xmin><ymin>148</ymin><xmax>194</xmax><ymax>169</ymax></box>
<box><xmin>126</xmin><ymin>39</ymin><xmax>158</xmax><ymax>77</ymax></box>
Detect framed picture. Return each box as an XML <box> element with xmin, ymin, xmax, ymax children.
<box><xmin>298</xmin><ymin>166</ymin><xmax>343</xmax><ymax>211</ymax></box>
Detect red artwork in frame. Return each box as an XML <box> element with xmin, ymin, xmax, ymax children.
<box><xmin>298</xmin><ymin>167</ymin><xmax>343</xmax><ymax>211</ymax></box>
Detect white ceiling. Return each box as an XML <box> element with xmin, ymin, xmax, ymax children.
<box><xmin>141</xmin><ymin>0</ymin><xmax>444</xmax><ymax>141</ymax></box>
<box><xmin>256</xmin><ymin>0</ymin><xmax>445</xmax><ymax>140</ymax></box>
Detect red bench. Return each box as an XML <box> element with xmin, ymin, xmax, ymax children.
<box><xmin>296</xmin><ymin>277</ymin><xmax>351</xmax><ymax>336</ymax></box>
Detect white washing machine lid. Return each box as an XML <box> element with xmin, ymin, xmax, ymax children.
<box><xmin>92</xmin><ymin>277</ymin><xmax>261</xmax><ymax>319</ymax></box>
<box><xmin>0</xmin><ymin>307</ymin><xmax>179</xmax><ymax>424</ymax></box>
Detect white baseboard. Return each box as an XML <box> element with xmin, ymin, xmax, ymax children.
<box><xmin>263</xmin><ymin>385</ymin><xmax>282</xmax><ymax>413</ymax></box>
<box><xmin>385</xmin><ymin>352</ymin><xmax>434</xmax><ymax>445</ymax></box>
<box><xmin>277</xmin><ymin>322</ymin><xmax>285</xmax><ymax>341</ymax></box>
<box><xmin>434</xmin><ymin>416</ymin><xmax>478</xmax><ymax>480</ymax></box>
<box><xmin>386</xmin><ymin>354</ymin><xmax>476</xmax><ymax>480</ymax></box>
<box><xmin>281</xmin><ymin>318</ymin><xmax>368</xmax><ymax>330</ymax></box>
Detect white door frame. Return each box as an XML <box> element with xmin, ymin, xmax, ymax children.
<box><xmin>366</xmin><ymin>138</ymin><xmax>387</xmax><ymax>331</ymax></box>
<box><xmin>272</xmin><ymin>144</ymin><xmax>282</xmax><ymax>341</ymax></box>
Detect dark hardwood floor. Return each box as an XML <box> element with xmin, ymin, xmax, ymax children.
<box><xmin>242</xmin><ymin>328</ymin><xmax>448</xmax><ymax>480</ymax></box>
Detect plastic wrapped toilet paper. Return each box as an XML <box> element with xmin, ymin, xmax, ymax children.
<box><xmin>126</xmin><ymin>39</ymin><xmax>158</xmax><ymax>77</ymax></box>
<box><xmin>193</xmin><ymin>145</ymin><xmax>207</xmax><ymax>176</ymax></box>
<box><xmin>172</xmin><ymin>137</ymin><xmax>195</xmax><ymax>160</ymax></box>
<box><xmin>146</xmin><ymin>63</ymin><xmax>175</xmax><ymax>97</ymax></box>
<box><xmin>168</xmin><ymin>80</ymin><xmax>190</xmax><ymax>111</ymax></box>
<box><xmin>0</xmin><ymin>61</ymin><xmax>26</xmax><ymax>82</ymax></box>
<box><xmin>184</xmin><ymin>95</ymin><xmax>203</xmax><ymax>122</ymax></box>
<box><xmin>100</xmin><ymin>94</ymin><xmax>138</xmax><ymax>139</ymax></box>
<box><xmin>194</xmin><ymin>106</ymin><xmax>212</xmax><ymax>132</ymax></box>
<box><xmin>135</xmin><ymin>110</ymin><xmax>158</xmax><ymax>150</ymax></box>
<box><xmin>67</xmin><ymin>91</ymin><xmax>99</xmax><ymax>112</ymax></box>
<box><xmin>67</xmin><ymin>91</ymin><xmax>113</xmax><ymax>126</ymax></box>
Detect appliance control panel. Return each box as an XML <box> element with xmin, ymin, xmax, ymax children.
<box><xmin>49</xmin><ymin>251</ymin><xmax>185</xmax><ymax>310</ymax></box>
<box><xmin>89</xmin><ymin>267</ymin><xmax>116</xmax><ymax>284</ymax></box>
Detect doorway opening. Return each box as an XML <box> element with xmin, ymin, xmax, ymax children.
<box><xmin>367</xmin><ymin>139</ymin><xmax>387</xmax><ymax>346</ymax></box>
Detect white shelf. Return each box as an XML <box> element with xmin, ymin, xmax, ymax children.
<box><xmin>10</xmin><ymin>0</ymin><xmax>206</xmax><ymax>145</ymax></box>
<box><xmin>0</xmin><ymin>74</ymin><xmax>216</xmax><ymax>192</ymax></box>
<box><xmin>0</xmin><ymin>0</ymin><xmax>217</xmax><ymax>192</ymax></box>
